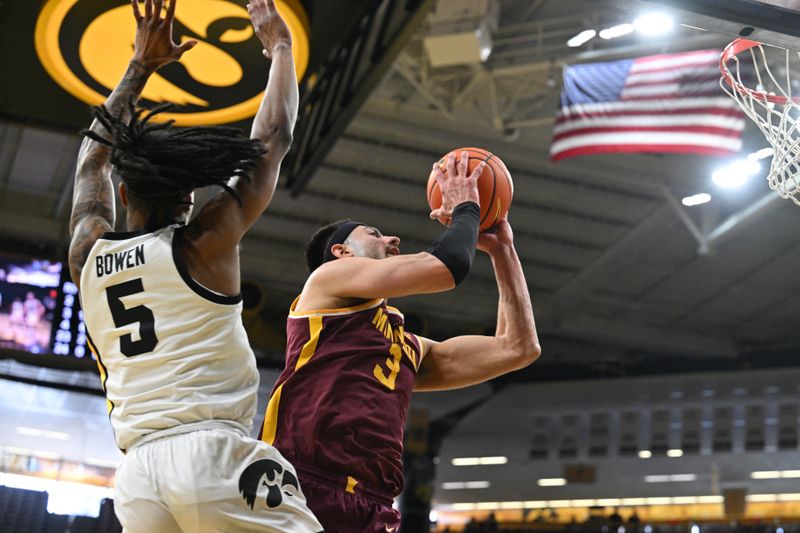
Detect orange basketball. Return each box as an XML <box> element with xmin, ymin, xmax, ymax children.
<box><xmin>426</xmin><ymin>147</ymin><xmax>513</xmax><ymax>232</ymax></box>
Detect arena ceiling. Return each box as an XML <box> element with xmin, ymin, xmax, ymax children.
<box><xmin>1</xmin><ymin>0</ymin><xmax>799</xmax><ymax>383</ymax></box>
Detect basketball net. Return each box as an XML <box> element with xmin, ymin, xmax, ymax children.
<box><xmin>720</xmin><ymin>38</ymin><xmax>800</xmax><ymax>205</ymax></box>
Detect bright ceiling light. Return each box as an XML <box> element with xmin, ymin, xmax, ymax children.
<box><xmin>537</xmin><ymin>478</ymin><xmax>567</xmax><ymax>487</ymax></box>
<box><xmin>746</xmin><ymin>494</ymin><xmax>776</xmax><ymax>502</ymax></box>
<box><xmin>712</xmin><ymin>159</ymin><xmax>760</xmax><ymax>188</ymax></box>
<box><xmin>451</xmin><ymin>456</ymin><xmax>508</xmax><ymax>466</ymax></box>
<box><xmin>599</xmin><ymin>24</ymin><xmax>634</xmax><ymax>40</ymax></box>
<box><xmin>16</xmin><ymin>426</ymin><xmax>70</xmax><ymax>441</ymax></box>
<box><xmin>667</xmin><ymin>449</ymin><xmax>684</xmax><ymax>458</ymax></box>
<box><xmin>645</xmin><ymin>475</ymin><xmax>671</xmax><ymax>483</ymax></box>
<box><xmin>638</xmin><ymin>450</ymin><xmax>652</xmax><ymax>459</ymax></box>
<box><xmin>748</xmin><ymin>147</ymin><xmax>774</xmax><ymax>161</ymax></box>
<box><xmin>633</xmin><ymin>12</ymin><xmax>674</xmax><ymax>35</ymax></box>
<box><xmin>429</xmin><ymin>510</ymin><xmax>438</xmax><ymax>522</ymax></box>
<box><xmin>548</xmin><ymin>499</ymin><xmax>572</xmax><ymax>507</ymax></box>
<box><xmin>441</xmin><ymin>481</ymin><xmax>490</xmax><ymax>490</ymax></box>
<box><xmin>751</xmin><ymin>471</ymin><xmax>781</xmax><ymax>479</ymax></box>
<box><xmin>524</xmin><ymin>500</ymin><xmax>548</xmax><ymax>508</ymax></box>
<box><xmin>567</xmin><ymin>29</ymin><xmax>597</xmax><ymax>47</ymax></box>
<box><xmin>682</xmin><ymin>193</ymin><xmax>711</xmax><ymax>207</ymax></box>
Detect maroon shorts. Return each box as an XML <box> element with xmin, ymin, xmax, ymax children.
<box><xmin>294</xmin><ymin>461</ymin><xmax>401</xmax><ymax>533</ymax></box>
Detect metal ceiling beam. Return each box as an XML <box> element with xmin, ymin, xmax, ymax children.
<box><xmin>488</xmin><ymin>32</ymin><xmax>723</xmax><ymax>75</ymax></box>
<box><xmin>553</xmin><ymin>315</ymin><xmax>737</xmax><ymax>357</ymax></box>
<box><xmin>542</xmin><ymin>203</ymin><xmax>675</xmax><ymax>317</ymax></box>
<box><xmin>0</xmin><ymin>124</ymin><xmax>22</xmax><ymax>202</ymax></box>
<box><xmin>392</xmin><ymin>54</ymin><xmax>455</xmax><ymax>119</ymax></box>
<box><xmin>350</xmin><ymin>109</ymin><xmax>670</xmax><ymax>195</ymax></box>
<box><xmin>661</xmin><ymin>188</ymin><xmax>784</xmax><ymax>255</ymax></box>
<box><xmin>704</xmin><ymin>190</ymin><xmax>783</xmax><ymax>252</ymax></box>
<box><xmin>283</xmin><ymin>0</ymin><xmax>437</xmax><ymax>196</ymax></box>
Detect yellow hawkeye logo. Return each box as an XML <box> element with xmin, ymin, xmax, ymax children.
<box><xmin>35</xmin><ymin>0</ymin><xmax>309</xmax><ymax>126</ymax></box>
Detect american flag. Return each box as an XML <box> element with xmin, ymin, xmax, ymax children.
<box><xmin>551</xmin><ymin>49</ymin><xmax>745</xmax><ymax>162</ymax></box>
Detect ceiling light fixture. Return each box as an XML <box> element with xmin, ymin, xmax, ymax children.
<box><xmin>537</xmin><ymin>478</ymin><xmax>567</xmax><ymax>487</ymax></box>
<box><xmin>599</xmin><ymin>24</ymin><xmax>634</xmax><ymax>40</ymax></box>
<box><xmin>682</xmin><ymin>193</ymin><xmax>711</xmax><ymax>207</ymax></box>
<box><xmin>748</xmin><ymin>147</ymin><xmax>774</xmax><ymax>160</ymax></box>
<box><xmin>633</xmin><ymin>12</ymin><xmax>674</xmax><ymax>35</ymax></box>
<box><xmin>451</xmin><ymin>456</ymin><xmax>508</xmax><ymax>466</ymax></box>
<box><xmin>712</xmin><ymin>160</ymin><xmax>760</xmax><ymax>188</ymax></box>
<box><xmin>567</xmin><ymin>29</ymin><xmax>597</xmax><ymax>47</ymax></box>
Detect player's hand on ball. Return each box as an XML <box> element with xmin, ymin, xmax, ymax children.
<box><xmin>248</xmin><ymin>0</ymin><xmax>293</xmax><ymax>58</ymax></box>
<box><xmin>477</xmin><ymin>218</ymin><xmax>513</xmax><ymax>254</ymax></box>
<box><xmin>428</xmin><ymin>151</ymin><xmax>483</xmax><ymax>224</ymax></box>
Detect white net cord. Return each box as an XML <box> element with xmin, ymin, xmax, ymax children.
<box><xmin>721</xmin><ymin>43</ymin><xmax>800</xmax><ymax>205</ymax></box>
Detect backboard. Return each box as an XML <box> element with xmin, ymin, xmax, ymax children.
<box><xmin>634</xmin><ymin>0</ymin><xmax>800</xmax><ymax>50</ymax></box>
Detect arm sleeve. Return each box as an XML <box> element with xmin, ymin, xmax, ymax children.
<box><xmin>426</xmin><ymin>201</ymin><xmax>480</xmax><ymax>285</ymax></box>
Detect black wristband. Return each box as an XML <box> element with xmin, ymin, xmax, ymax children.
<box><xmin>426</xmin><ymin>201</ymin><xmax>480</xmax><ymax>285</ymax></box>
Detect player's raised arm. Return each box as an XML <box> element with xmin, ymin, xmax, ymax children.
<box><xmin>413</xmin><ymin>219</ymin><xmax>541</xmax><ymax>391</ymax></box>
<box><xmin>305</xmin><ymin>152</ymin><xmax>485</xmax><ymax>302</ymax></box>
<box><xmin>68</xmin><ymin>0</ymin><xmax>196</xmax><ymax>288</ymax></box>
<box><xmin>191</xmin><ymin>0</ymin><xmax>298</xmax><ymax>244</ymax></box>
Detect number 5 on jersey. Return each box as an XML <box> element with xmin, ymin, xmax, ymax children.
<box><xmin>106</xmin><ymin>278</ymin><xmax>158</xmax><ymax>357</ymax></box>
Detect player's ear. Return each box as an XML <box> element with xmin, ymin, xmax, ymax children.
<box><xmin>119</xmin><ymin>182</ymin><xmax>129</xmax><ymax>208</ymax></box>
<box><xmin>331</xmin><ymin>243</ymin><xmax>352</xmax><ymax>259</ymax></box>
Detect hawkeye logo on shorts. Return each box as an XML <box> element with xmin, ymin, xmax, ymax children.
<box><xmin>34</xmin><ymin>0</ymin><xmax>309</xmax><ymax>126</ymax></box>
<box><xmin>238</xmin><ymin>459</ymin><xmax>300</xmax><ymax>510</ymax></box>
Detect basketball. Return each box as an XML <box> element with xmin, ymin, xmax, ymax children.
<box><xmin>426</xmin><ymin>147</ymin><xmax>513</xmax><ymax>232</ymax></box>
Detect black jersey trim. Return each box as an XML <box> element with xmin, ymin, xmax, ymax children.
<box><xmin>171</xmin><ymin>226</ymin><xmax>242</xmax><ymax>305</ymax></box>
<box><xmin>85</xmin><ymin>330</ymin><xmax>125</xmax><ymax>453</ymax></box>
<box><xmin>100</xmin><ymin>229</ymin><xmax>154</xmax><ymax>240</ymax></box>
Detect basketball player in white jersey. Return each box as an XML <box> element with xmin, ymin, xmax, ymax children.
<box><xmin>68</xmin><ymin>0</ymin><xmax>321</xmax><ymax>531</ymax></box>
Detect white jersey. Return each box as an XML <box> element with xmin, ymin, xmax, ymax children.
<box><xmin>80</xmin><ymin>225</ymin><xmax>259</xmax><ymax>451</ymax></box>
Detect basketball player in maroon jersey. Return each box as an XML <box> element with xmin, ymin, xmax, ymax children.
<box><xmin>261</xmin><ymin>152</ymin><xmax>540</xmax><ymax>532</ymax></box>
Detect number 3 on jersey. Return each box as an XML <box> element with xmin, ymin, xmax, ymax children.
<box><xmin>106</xmin><ymin>278</ymin><xmax>158</xmax><ymax>357</ymax></box>
<box><xmin>374</xmin><ymin>343</ymin><xmax>403</xmax><ymax>390</ymax></box>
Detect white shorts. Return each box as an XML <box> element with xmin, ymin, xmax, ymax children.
<box><xmin>114</xmin><ymin>427</ymin><xmax>322</xmax><ymax>533</ymax></box>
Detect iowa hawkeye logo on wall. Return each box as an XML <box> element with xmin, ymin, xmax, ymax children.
<box><xmin>35</xmin><ymin>0</ymin><xmax>309</xmax><ymax>126</ymax></box>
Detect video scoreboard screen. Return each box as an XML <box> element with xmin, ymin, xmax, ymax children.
<box><xmin>0</xmin><ymin>253</ymin><xmax>88</xmax><ymax>360</ymax></box>
<box><xmin>0</xmin><ymin>257</ymin><xmax>60</xmax><ymax>355</ymax></box>
<box><xmin>51</xmin><ymin>276</ymin><xmax>88</xmax><ymax>359</ymax></box>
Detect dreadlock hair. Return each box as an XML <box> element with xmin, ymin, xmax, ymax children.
<box><xmin>306</xmin><ymin>219</ymin><xmax>352</xmax><ymax>273</ymax></box>
<box><xmin>81</xmin><ymin>101</ymin><xmax>267</xmax><ymax>210</ymax></box>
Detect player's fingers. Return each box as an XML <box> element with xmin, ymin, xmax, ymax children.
<box><xmin>429</xmin><ymin>208</ymin><xmax>450</xmax><ymax>221</ymax></box>
<box><xmin>165</xmin><ymin>0</ymin><xmax>176</xmax><ymax>22</ymax></box>
<box><xmin>131</xmin><ymin>0</ymin><xmax>143</xmax><ymax>22</ymax></box>
<box><xmin>265</xmin><ymin>0</ymin><xmax>277</xmax><ymax>13</ymax></box>
<box><xmin>430</xmin><ymin>162</ymin><xmax>445</xmax><ymax>182</ymax></box>
<box><xmin>445</xmin><ymin>153</ymin><xmax>457</xmax><ymax>178</ymax></box>
<box><xmin>468</xmin><ymin>160</ymin><xmax>486</xmax><ymax>181</ymax></box>
<box><xmin>144</xmin><ymin>0</ymin><xmax>153</xmax><ymax>18</ymax></box>
<box><xmin>153</xmin><ymin>0</ymin><xmax>163</xmax><ymax>22</ymax></box>
<box><xmin>457</xmin><ymin>150</ymin><xmax>469</xmax><ymax>177</ymax></box>
<box><xmin>176</xmin><ymin>39</ymin><xmax>198</xmax><ymax>56</ymax></box>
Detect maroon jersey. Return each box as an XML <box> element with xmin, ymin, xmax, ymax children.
<box><xmin>261</xmin><ymin>297</ymin><xmax>422</xmax><ymax>497</ymax></box>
